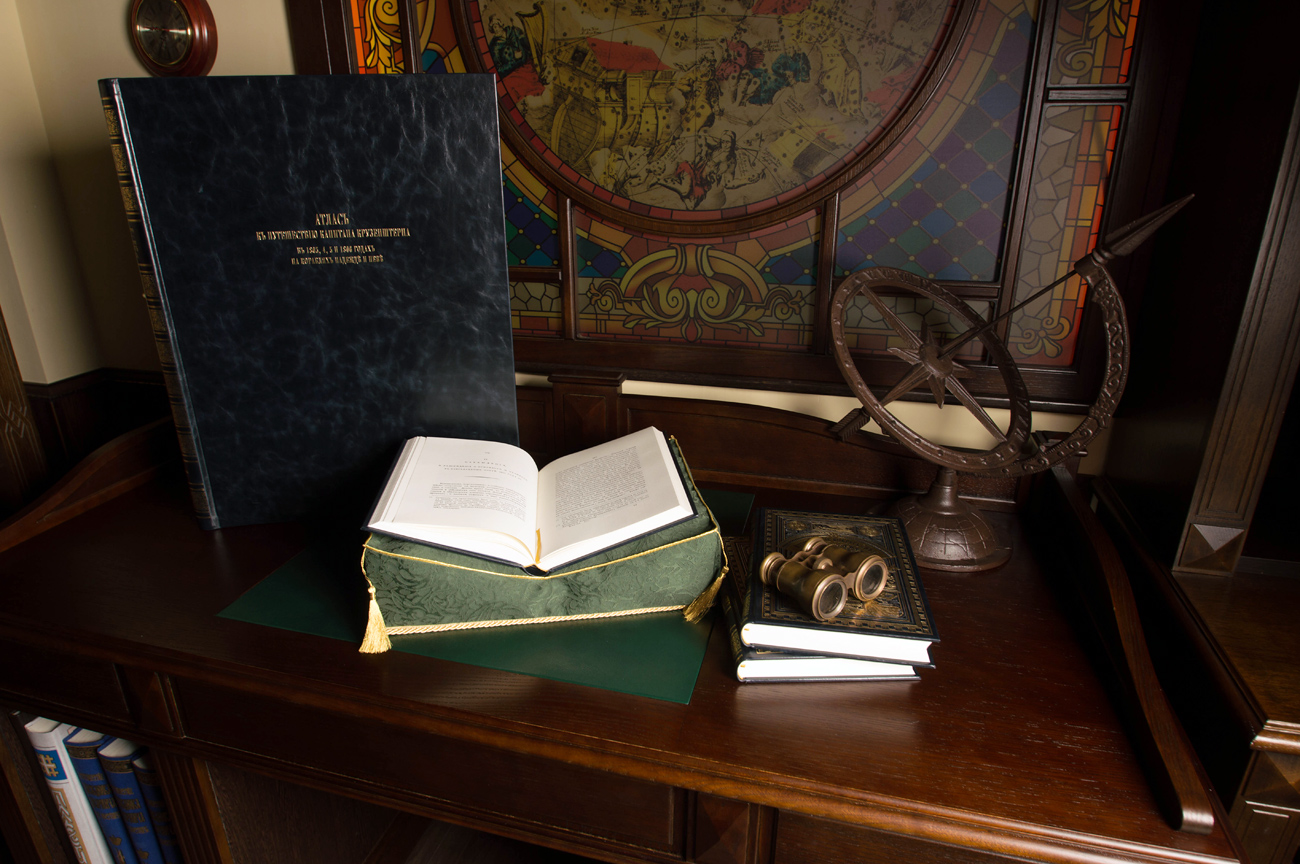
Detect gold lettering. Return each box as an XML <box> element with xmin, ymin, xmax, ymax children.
<box><xmin>354</xmin><ymin>227</ymin><xmax>410</xmax><ymax>238</ymax></box>
<box><xmin>314</xmin><ymin>212</ymin><xmax>350</xmax><ymax>226</ymax></box>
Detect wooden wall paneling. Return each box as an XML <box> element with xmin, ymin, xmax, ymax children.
<box><xmin>1172</xmin><ymin>79</ymin><xmax>1300</xmax><ymax>576</ymax></box>
<box><xmin>689</xmin><ymin>794</ymin><xmax>776</xmax><ymax>864</ymax></box>
<box><xmin>360</xmin><ymin>813</ymin><xmax>429</xmax><ymax>864</ymax></box>
<box><xmin>0</xmin><ymin>418</ymin><xmax>176</xmax><ymax>555</ymax></box>
<box><xmin>1229</xmin><ymin>751</ymin><xmax>1300</xmax><ymax>864</ymax></box>
<box><xmin>515</xmin><ymin>385</ymin><xmax>556</xmax><ymax>465</ymax></box>
<box><xmin>1104</xmin><ymin>2</ymin><xmax>1300</xmax><ymax>570</ymax></box>
<box><xmin>24</xmin><ymin>370</ymin><xmax>168</xmax><ymax>481</ymax></box>
<box><xmin>377</xmin><ymin>816</ymin><xmax>608</xmax><ymax>864</ymax></box>
<box><xmin>149</xmin><ymin>752</ymin><xmax>236</xmax><ymax>864</ymax></box>
<box><xmin>283</xmin><ymin>0</ymin><xmax>355</xmax><ymax>74</ymax></box>
<box><xmin>0</xmin><ymin>306</ymin><xmax>47</xmax><ymax>519</ymax></box>
<box><xmin>203</xmin><ymin>762</ymin><xmax>400</xmax><ymax>864</ymax></box>
<box><xmin>547</xmin><ymin>372</ymin><xmax>625</xmax><ymax>455</ymax></box>
<box><xmin>1240</xmin><ymin>370</ymin><xmax>1300</xmax><ymax>569</ymax></box>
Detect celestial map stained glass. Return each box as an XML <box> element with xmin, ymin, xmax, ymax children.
<box><xmin>466</xmin><ymin>0</ymin><xmax>958</xmax><ymax>218</ymax></box>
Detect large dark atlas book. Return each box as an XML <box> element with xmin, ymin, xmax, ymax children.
<box><xmin>100</xmin><ymin>75</ymin><xmax>518</xmax><ymax>528</ymax></box>
<box><xmin>743</xmin><ymin>509</ymin><xmax>938</xmax><ymax>666</ymax></box>
<box><xmin>720</xmin><ymin>538</ymin><xmax>918</xmax><ymax>683</ymax></box>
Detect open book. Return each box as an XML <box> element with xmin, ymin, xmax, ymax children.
<box><xmin>366</xmin><ymin>426</ymin><xmax>696</xmax><ymax>571</ymax></box>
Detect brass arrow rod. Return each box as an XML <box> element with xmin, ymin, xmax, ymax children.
<box><xmin>936</xmin><ymin>266</ymin><xmax>1078</xmax><ymax>359</ymax></box>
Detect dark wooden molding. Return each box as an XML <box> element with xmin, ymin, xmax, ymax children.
<box><xmin>283</xmin><ymin>0</ymin><xmax>353</xmax><ymax>73</ymax></box>
<box><xmin>0</xmin><ymin>417</ymin><xmax>175</xmax><ymax>555</ymax></box>
<box><xmin>1172</xmin><ymin>80</ymin><xmax>1300</xmax><ymax>575</ymax></box>
<box><xmin>1104</xmin><ymin>1</ymin><xmax>1300</xmax><ymax>575</ymax></box>
<box><xmin>0</xmin><ymin>711</ymin><xmax>71</xmax><ymax>864</ymax></box>
<box><xmin>1027</xmin><ymin>465</ymin><xmax>1215</xmax><ymax>834</ymax></box>
<box><xmin>547</xmin><ymin>372</ymin><xmax>625</xmax><ymax>455</ymax></box>
<box><xmin>24</xmin><ymin>368</ymin><xmax>168</xmax><ymax>482</ymax></box>
<box><xmin>1092</xmin><ymin>476</ymin><xmax>1263</xmax><ymax>801</ymax></box>
<box><xmin>149</xmin><ymin>753</ymin><xmax>236</xmax><ymax>864</ymax></box>
<box><xmin>0</xmin><ymin>308</ymin><xmax>47</xmax><ymax>519</ymax></box>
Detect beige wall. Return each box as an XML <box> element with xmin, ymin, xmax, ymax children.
<box><xmin>0</xmin><ymin>0</ymin><xmax>101</xmax><ymax>382</ymax></box>
<box><xmin>0</xmin><ymin>0</ymin><xmax>295</xmax><ymax>381</ymax></box>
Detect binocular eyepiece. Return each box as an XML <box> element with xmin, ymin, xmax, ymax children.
<box><xmin>759</xmin><ymin>536</ymin><xmax>890</xmax><ymax>622</ymax></box>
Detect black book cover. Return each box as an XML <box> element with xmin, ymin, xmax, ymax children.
<box><xmin>742</xmin><ymin>509</ymin><xmax>938</xmax><ymax>665</ymax></box>
<box><xmin>719</xmin><ymin>538</ymin><xmax>918</xmax><ymax>682</ymax></box>
<box><xmin>101</xmin><ymin>74</ymin><xmax>518</xmax><ymax>528</ymax></box>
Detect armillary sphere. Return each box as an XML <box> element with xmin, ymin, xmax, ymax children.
<box><xmin>828</xmin><ymin>196</ymin><xmax>1192</xmax><ymax>570</ymax></box>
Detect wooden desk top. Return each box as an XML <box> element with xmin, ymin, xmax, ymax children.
<box><xmin>0</xmin><ymin>463</ymin><xmax>1242</xmax><ymax>864</ymax></box>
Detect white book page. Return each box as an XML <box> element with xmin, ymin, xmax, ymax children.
<box><xmin>368</xmin><ymin>437</ymin><xmax>540</xmax><ymax>560</ymax></box>
<box><xmin>535</xmin><ymin>426</ymin><xmax>693</xmax><ymax>569</ymax></box>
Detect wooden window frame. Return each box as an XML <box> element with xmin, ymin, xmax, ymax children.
<box><xmin>281</xmin><ymin>0</ymin><xmax>1185</xmax><ymax>414</ymax></box>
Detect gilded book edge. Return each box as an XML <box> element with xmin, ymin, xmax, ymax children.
<box><xmin>99</xmin><ymin>79</ymin><xmax>217</xmax><ymax>528</ymax></box>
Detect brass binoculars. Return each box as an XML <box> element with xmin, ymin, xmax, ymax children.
<box><xmin>759</xmin><ymin>537</ymin><xmax>890</xmax><ymax>622</ymax></box>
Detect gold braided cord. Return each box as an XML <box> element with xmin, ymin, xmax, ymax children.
<box><xmin>362</xmin><ymin>526</ymin><xmax>721</xmax><ymax>580</ymax></box>
<box><xmin>385</xmin><ymin>604</ymin><xmax>687</xmax><ymax>635</ymax></box>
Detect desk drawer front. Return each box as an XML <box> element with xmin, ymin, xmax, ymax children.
<box><xmin>0</xmin><ymin>639</ymin><xmax>131</xmax><ymax>724</ymax></box>
<box><xmin>174</xmin><ymin>680</ymin><xmax>681</xmax><ymax>855</ymax></box>
<box><xmin>776</xmin><ymin>812</ymin><xmax>1018</xmax><ymax>864</ymax></box>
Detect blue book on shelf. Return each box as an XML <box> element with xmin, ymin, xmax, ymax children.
<box><xmin>63</xmin><ymin>730</ymin><xmax>138</xmax><ymax>864</ymax></box>
<box><xmin>97</xmin><ymin>739</ymin><xmax>165</xmax><ymax>864</ymax></box>
<box><xmin>130</xmin><ymin>754</ymin><xmax>183</xmax><ymax>864</ymax></box>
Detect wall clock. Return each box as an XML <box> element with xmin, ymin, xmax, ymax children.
<box><xmin>129</xmin><ymin>0</ymin><xmax>218</xmax><ymax>77</ymax></box>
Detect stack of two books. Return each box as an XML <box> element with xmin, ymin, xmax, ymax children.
<box><xmin>721</xmin><ymin>510</ymin><xmax>938</xmax><ymax>683</ymax></box>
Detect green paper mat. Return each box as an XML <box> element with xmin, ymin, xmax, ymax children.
<box><xmin>218</xmin><ymin>489</ymin><xmax>753</xmax><ymax>704</ymax></box>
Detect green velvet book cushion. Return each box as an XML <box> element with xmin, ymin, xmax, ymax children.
<box><xmin>360</xmin><ymin>439</ymin><xmax>724</xmax><ymax>652</ymax></box>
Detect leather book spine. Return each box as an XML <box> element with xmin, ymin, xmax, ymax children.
<box><xmin>63</xmin><ymin>732</ymin><xmax>139</xmax><ymax>864</ymax></box>
<box><xmin>97</xmin><ymin>741</ymin><xmax>165</xmax><ymax>864</ymax></box>
<box><xmin>131</xmin><ymin>756</ymin><xmax>183</xmax><ymax>864</ymax></box>
<box><xmin>99</xmin><ymin>79</ymin><xmax>217</xmax><ymax>528</ymax></box>
<box><xmin>22</xmin><ymin>718</ymin><xmax>114</xmax><ymax>864</ymax></box>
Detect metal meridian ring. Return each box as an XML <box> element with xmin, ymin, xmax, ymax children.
<box><xmin>829</xmin><ymin>263</ymin><xmax>1130</xmax><ymax>478</ymax></box>
<box><xmin>1007</xmin><ymin>254</ymin><xmax>1130</xmax><ymax>478</ymax></box>
<box><xmin>830</xmin><ymin>268</ymin><xmax>1033</xmax><ymax>473</ymax></box>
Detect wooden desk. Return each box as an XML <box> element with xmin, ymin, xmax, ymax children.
<box><xmin>1180</xmin><ymin>569</ymin><xmax>1300</xmax><ymax>864</ymax></box>
<box><xmin>0</xmin><ymin>429</ymin><xmax>1244</xmax><ymax>864</ymax></box>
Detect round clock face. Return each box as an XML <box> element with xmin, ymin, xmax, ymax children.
<box><xmin>134</xmin><ymin>0</ymin><xmax>193</xmax><ymax>67</ymax></box>
<box><xmin>130</xmin><ymin>0</ymin><xmax>216</xmax><ymax>76</ymax></box>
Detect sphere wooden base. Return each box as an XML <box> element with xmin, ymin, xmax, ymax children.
<box><xmin>886</xmin><ymin>467</ymin><xmax>1011</xmax><ymax>572</ymax></box>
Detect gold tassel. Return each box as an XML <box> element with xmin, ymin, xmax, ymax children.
<box><xmin>683</xmin><ymin>566</ymin><xmax>726</xmax><ymax>623</ymax></box>
<box><xmin>683</xmin><ymin>527</ymin><xmax>728</xmax><ymax>623</ymax></box>
<box><xmin>359</xmin><ymin>581</ymin><xmax>392</xmax><ymax>653</ymax></box>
